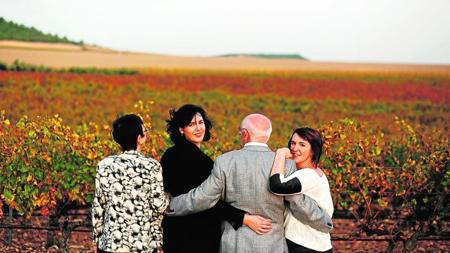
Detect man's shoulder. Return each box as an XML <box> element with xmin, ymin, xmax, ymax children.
<box><xmin>284</xmin><ymin>159</ymin><xmax>297</xmax><ymax>175</ymax></box>
<box><xmin>217</xmin><ymin>147</ymin><xmax>275</xmax><ymax>160</ymax></box>
<box><xmin>285</xmin><ymin>158</ymin><xmax>295</xmax><ymax>166</ymax></box>
<box><xmin>216</xmin><ymin>149</ymin><xmax>242</xmax><ymax>160</ymax></box>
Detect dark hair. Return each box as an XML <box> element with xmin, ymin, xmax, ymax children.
<box><xmin>288</xmin><ymin>127</ymin><xmax>323</xmax><ymax>167</ymax></box>
<box><xmin>166</xmin><ymin>104</ymin><xmax>212</xmax><ymax>144</ymax></box>
<box><xmin>112</xmin><ymin>114</ymin><xmax>144</xmax><ymax>151</ymax></box>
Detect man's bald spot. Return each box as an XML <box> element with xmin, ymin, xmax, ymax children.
<box><xmin>241</xmin><ymin>114</ymin><xmax>272</xmax><ymax>142</ymax></box>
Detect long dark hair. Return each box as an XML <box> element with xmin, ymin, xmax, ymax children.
<box><xmin>166</xmin><ymin>104</ymin><xmax>212</xmax><ymax>145</ymax></box>
<box><xmin>288</xmin><ymin>127</ymin><xmax>323</xmax><ymax>167</ymax></box>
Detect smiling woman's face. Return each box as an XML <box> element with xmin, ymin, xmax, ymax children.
<box><xmin>289</xmin><ymin>133</ymin><xmax>313</xmax><ymax>167</ymax></box>
<box><xmin>180</xmin><ymin>112</ymin><xmax>205</xmax><ymax>147</ymax></box>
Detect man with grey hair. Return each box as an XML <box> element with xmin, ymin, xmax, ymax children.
<box><xmin>240</xmin><ymin>113</ymin><xmax>272</xmax><ymax>143</ymax></box>
<box><xmin>168</xmin><ymin>113</ymin><xmax>332</xmax><ymax>253</ymax></box>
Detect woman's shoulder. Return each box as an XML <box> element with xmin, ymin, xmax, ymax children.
<box><xmin>134</xmin><ymin>157</ymin><xmax>162</xmax><ymax>178</ymax></box>
<box><xmin>293</xmin><ymin>168</ymin><xmax>324</xmax><ymax>179</ymax></box>
<box><xmin>163</xmin><ymin>142</ymin><xmax>196</xmax><ymax>154</ymax></box>
<box><xmin>161</xmin><ymin>145</ymin><xmax>182</xmax><ymax>161</ymax></box>
<box><xmin>97</xmin><ymin>155</ymin><xmax>116</xmax><ymax>167</ymax></box>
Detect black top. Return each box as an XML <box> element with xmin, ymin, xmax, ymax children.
<box><xmin>161</xmin><ymin>139</ymin><xmax>245</xmax><ymax>253</ymax></box>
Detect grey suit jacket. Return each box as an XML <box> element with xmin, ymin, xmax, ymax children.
<box><xmin>169</xmin><ymin>144</ymin><xmax>333</xmax><ymax>253</ymax></box>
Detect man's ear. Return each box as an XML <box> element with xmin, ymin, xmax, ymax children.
<box><xmin>179</xmin><ymin>127</ymin><xmax>184</xmax><ymax>135</ymax></box>
<box><xmin>244</xmin><ymin>130</ymin><xmax>252</xmax><ymax>142</ymax></box>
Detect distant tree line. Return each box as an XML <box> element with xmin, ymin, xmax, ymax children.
<box><xmin>0</xmin><ymin>17</ymin><xmax>83</xmax><ymax>45</ymax></box>
<box><xmin>0</xmin><ymin>60</ymin><xmax>139</xmax><ymax>75</ymax></box>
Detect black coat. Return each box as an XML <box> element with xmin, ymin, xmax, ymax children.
<box><xmin>161</xmin><ymin>139</ymin><xmax>245</xmax><ymax>253</ymax></box>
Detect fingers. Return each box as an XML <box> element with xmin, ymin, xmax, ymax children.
<box><xmin>256</xmin><ymin>221</ymin><xmax>271</xmax><ymax>228</ymax></box>
<box><xmin>283</xmin><ymin>148</ymin><xmax>293</xmax><ymax>158</ymax></box>
<box><xmin>255</xmin><ymin>216</ymin><xmax>272</xmax><ymax>235</ymax></box>
<box><xmin>245</xmin><ymin>214</ymin><xmax>273</xmax><ymax>235</ymax></box>
<box><xmin>258</xmin><ymin>226</ymin><xmax>272</xmax><ymax>235</ymax></box>
<box><xmin>255</xmin><ymin>215</ymin><xmax>272</xmax><ymax>224</ymax></box>
<box><xmin>256</xmin><ymin>225</ymin><xmax>271</xmax><ymax>235</ymax></box>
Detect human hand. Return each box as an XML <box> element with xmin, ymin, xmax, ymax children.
<box><xmin>276</xmin><ymin>147</ymin><xmax>292</xmax><ymax>159</ymax></box>
<box><xmin>243</xmin><ymin>213</ymin><xmax>272</xmax><ymax>235</ymax></box>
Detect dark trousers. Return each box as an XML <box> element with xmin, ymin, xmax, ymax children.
<box><xmin>287</xmin><ymin>239</ymin><xmax>333</xmax><ymax>253</ymax></box>
<box><xmin>97</xmin><ymin>248</ymin><xmax>110</xmax><ymax>253</ymax></box>
<box><xmin>97</xmin><ymin>247</ymin><xmax>157</xmax><ymax>253</ymax></box>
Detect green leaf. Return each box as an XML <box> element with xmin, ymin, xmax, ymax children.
<box><xmin>18</xmin><ymin>166</ymin><xmax>28</xmax><ymax>173</ymax></box>
<box><xmin>24</xmin><ymin>184</ymin><xmax>31</xmax><ymax>194</ymax></box>
<box><xmin>35</xmin><ymin>170</ymin><xmax>44</xmax><ymax>180</ymax></box>
<box><xmin>375</xmin><ymin>147</ymin><xmax>381</xmax><ymax>156</ymax></box>
<box><xmin>63</xmin><ymin>182</ymin><xmax>70</xmax><ymax>189</ymax></box>
<box><xmin>28</xmin><ymin>130</ymin><xmax>36</xmax><ymax>138</ymax></box>
<box><xmin>3</xmin><ymin>189</ymin><xmax>14</xmax><ymax>200</ymax></box>
<box><xmin>85</xmin><ymin>194</ymin><xmax>93</xmax><ymax>203</ymax></box>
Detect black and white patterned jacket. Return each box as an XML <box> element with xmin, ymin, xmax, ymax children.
<box><xmin>92</xmin><ymin>150</ymin><xmax>169</xmax><ymax>252</ymax></box>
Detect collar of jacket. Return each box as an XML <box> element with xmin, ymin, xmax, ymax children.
<box><xmin>242</xmin><ymin>144</ymin><xmax>271</xmax><ymax>152</ymax></box>
<box><xmin>177</xmin><ymin>137</ymin><xmax>201</xmax><ymax>150</ymax></box>
<box><xmin>122</xmin><ymin>150</ymin><xmax>141</xmax><ymax>155</ymax></box>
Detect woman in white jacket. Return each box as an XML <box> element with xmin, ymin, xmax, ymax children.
<box><xmin>270</xmin><ymin>127</ymin><xmax>334</xmax><ymax>253</ymax></box>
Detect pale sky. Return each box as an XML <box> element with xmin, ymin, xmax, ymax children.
<box><xmin>1</xmin><ymin>0</ymin><xmax>450</xmax><ymax>64</ymax></box>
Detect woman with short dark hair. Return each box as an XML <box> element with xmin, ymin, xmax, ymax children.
<box><xmin>161</xmin><ymin>104</ymin><xmax>272</xmax><ymax>253</ymax></box>
<box><xmin>92</xmin><ymin>114</ymin><xmax>169</xmax><ymax>253</ymax></box>
<box><xmin>112</xmin><ymin>114</ymin><xmax>145</xmax><ymax>150</ymax></box>
<box><xmin>269</xmin><ymin>127</ymin><xmax>334</xmax><ymax>253</ymax></box>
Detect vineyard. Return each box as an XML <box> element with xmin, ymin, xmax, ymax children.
<box><xmin>0</xmin><ymin>70</ymin><xmax>449</xmax><ymax>252</ymax></box>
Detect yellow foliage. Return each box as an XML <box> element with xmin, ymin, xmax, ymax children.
<box><xmin>34</xmin><ymin>194</ymin><xmax>50</xmax><ymax>207</ymax></box>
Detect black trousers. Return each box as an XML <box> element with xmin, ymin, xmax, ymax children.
<box><xmin>287</xmin><ymin>239</ymin><xmax>333</xmax><ymax>253</ymax></box>
<box><xmin>97</xmin><ymin>248</ymin><xmax>110</xmax><ymax>253</ymax></box>
<box><xmin>97</xmin><ymin>247</ymin><xmax>157</xmax><ymax>253</ymax></box>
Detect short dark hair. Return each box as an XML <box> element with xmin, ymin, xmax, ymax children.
<box><xmin>288</xmin><ymin>127</ymin><xmax>323</xmax><ymax>167</ymax></box>
<box><xmin>112</xmin><ymin>114</ymin><xmax>144</xmax><ymax>151</ymax></box>
<box><xmin>166</xmin><ymin>104</ymin><xmax>212</xmax><ymax>145</ymax></box>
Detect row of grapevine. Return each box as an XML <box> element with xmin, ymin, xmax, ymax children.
<box><xmin>1</xmin><ymin>104</ymin><xmax>447</xmax><ymax>251</ymax></box>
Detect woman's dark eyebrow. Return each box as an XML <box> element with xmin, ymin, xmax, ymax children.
<box><xmin>291</xmin><ymin>140</ymin><xmax>307</xmax><ymax>144</ymax></box>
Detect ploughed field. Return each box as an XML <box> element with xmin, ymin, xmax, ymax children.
<box><xmin>0</xmin><ymin>216</ymin><xmax>448</xmax><ymax>252</ymax></box>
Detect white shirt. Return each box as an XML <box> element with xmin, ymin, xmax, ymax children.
<box><xmin>281</xmin><ymin>169</ymin><xmax>334</xmax><ymax>251</ymax></box>
<box><xmin>244</xmin><ymin>142</ymin><xmax>268</xmax><ymax>147</ymax></box>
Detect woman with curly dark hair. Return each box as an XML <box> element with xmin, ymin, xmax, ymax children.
<box><xmin>161</xmin><ymin>104</ymin><xmax>271</xmax><ymax>253</ymax></box>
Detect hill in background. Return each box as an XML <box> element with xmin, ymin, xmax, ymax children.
<box><xmin>0</xmin><ymin>17</ymin><xmax>83</xmax><ymax>45</ymax></box>
<box><xmin>0</xmin><ymin>18</ymin><xmax>448</xmax><ymax>73</ymax></box>
<box><xmin>221</xmin><ymin>53</ymin><xmax>307</xmax><ymax>60</ymax></box>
